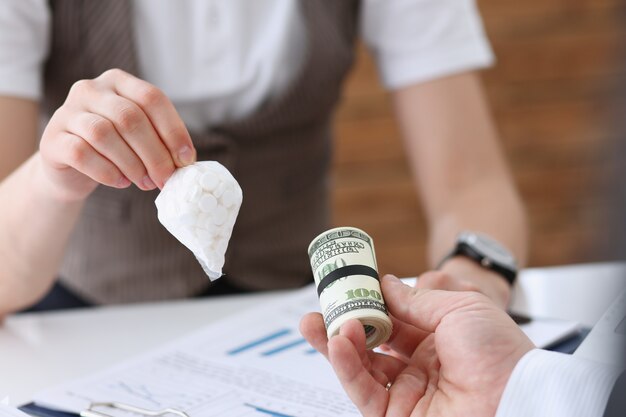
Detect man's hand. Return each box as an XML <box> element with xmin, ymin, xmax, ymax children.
<box><xmin>39</xmin><ymin>68</ymin><xmax>196</xmax><ymax>202</ymax></box>
<box><xmin>301</xmin><ymin>275</ymin><xmax>534</xmax><ymax>417</ymax></box>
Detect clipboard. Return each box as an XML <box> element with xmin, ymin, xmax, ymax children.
<box><xmin>20</xmin><ymin>402</ymin><xmax>188</xmax><ymax>417</ymax></box>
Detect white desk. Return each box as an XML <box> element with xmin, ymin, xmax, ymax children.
<box><xmin>1</xmin><ymin>262</ymin><xmax>624</xmax><ymax>406</ymax></box>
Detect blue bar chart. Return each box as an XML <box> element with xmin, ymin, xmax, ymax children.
<box><xmin>226</xmin><ymin>328</ymin><xmax>316</xmax><ymax>358</ymax></box>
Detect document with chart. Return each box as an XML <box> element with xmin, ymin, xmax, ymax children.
<box><xmin>32</xmin><ymin>282</ymin><xmax>581</xmax><ymax>417</ymax></box>
<box><xmin>33</xmin><ymin>287</ymin><xmax>360</xmax><ymax>417</ymax></box>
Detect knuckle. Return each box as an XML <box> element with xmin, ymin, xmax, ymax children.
<box><xmin>123</xmin><ymin>159</ymin><xmax>147</xmax><ymax>182</ymax></box>
<box><xmin>85</xmin><ymin>117</ymin><xmax>112</xmax><ymax>143</ymax></box>
<box><xmin>137</xmin><ymin>85</ymin><xmax>165</xmax><ymax>108</ymax></box>
<box><xmin>67</xmin><ymin>137</ymin><xmax>88</xmax><ymax>165</ymax></box>
<box><xmin>165</xmin><ymin>125</ymin><xmax>190</xmax><ymax>144</ymax></box>
<box><xmin>156</xmin><ymin>155</ymin><xmax>176</xmax><ymax>173</ymax></box>
<box><xmin>115</xmin><ymin>105</ymin><xmax>143</xmax><ymax>133</ymax></box>
<box><xmin>149</xmin><ymin>155</ymin><xmax>176</xmax><ymax>179</ymax></box>
<box><xmin>100</xmin><ymin>68</ymin><xmax>126</xmax><ymax>80</ymax></box>
<box><xmin>68</xmin><ymin>79</ymin><xmax>95</xmax><ymax>97</ymax></box>
<box><xmin>102</xmin><ymin>170</ymin><xmax>122</xmax><ymax>186</ymax></box>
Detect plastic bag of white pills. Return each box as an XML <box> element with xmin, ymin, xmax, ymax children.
<box><xmin>155</xmin><ymin>161</ymin><xmax>243</xmax><ymax>280</ymax></box>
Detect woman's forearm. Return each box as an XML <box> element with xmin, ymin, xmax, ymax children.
<box><xmin>0</xmin><ymin>153</ymin><xmax>84</xmax><ymax>315</ymax></box>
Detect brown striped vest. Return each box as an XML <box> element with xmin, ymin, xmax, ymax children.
<box><xmin>42</xmin><ymin>0</ymin><xmax>360</xmax><ymax>303</ymax></box>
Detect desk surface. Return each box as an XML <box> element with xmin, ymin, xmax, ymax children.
<box><xmin>1</xmin><ymin>262</ymin><xmax>624</xmax><ymax>405</ymax></box>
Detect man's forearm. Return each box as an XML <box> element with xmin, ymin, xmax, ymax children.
<box><xmin>0</xmin><ymin>153</ymin><xmax>83</xmax><ymax>315</ymax></box>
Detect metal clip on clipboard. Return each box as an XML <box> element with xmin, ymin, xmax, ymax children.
<box><xmin>80</xmin><ymin>402</ymin><xmax>189</xmax><ymax>417</ymax></box>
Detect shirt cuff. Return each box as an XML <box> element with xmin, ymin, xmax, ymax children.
<box><xmin>496</xmin><ymin>349</ymin><xmax>622</xmax><ymax>417</ymax></box>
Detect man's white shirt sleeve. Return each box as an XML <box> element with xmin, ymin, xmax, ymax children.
<box><xmin>0</xmin><ymin>0</ymin><xmax>50</xmax><ymax>100</ymax></box>
<box><xmin>361</xmin><ymin>0</ymin><xmax>494</xmax><ymax>90</ymax></box>
<box><xmin>496</xmin><ymin>349</ymin><xmax>622</xmax><ymax>417</ymax></box>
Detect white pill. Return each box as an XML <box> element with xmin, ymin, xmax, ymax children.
<box><xmin>195</xmin><ymin>227</ymin><xmax>216</xmax><ymax>243</ymax></box>
<box><xmin>212</xmin><ymin>205</ymin><xmax>228</xmax><ymax>225</ymax></box>
<box><xmin>187</xmin><ymin>184</ymin><xmax>203</xmax><ymax>203</ymax></box>
<box><xmin>195</xmin><ymin>213</ymin><xmax>209</xmax><ymax>229</ymax></box>
<box><xmin>199</xmin><ymin>194</ymin><xmax>218</xmax><ymax>213</ymax></box>
<box><xmin>213</xmin><ymin>181</ymin><xmax>226</xmax><ymax>198</ymax></box>
<box><xmin>226</xmin><ymin>208</ymin><xmax>238</xmax><ymax>224</ymax></box>
<box><xmin>178</xmin><ymin>210</ymin><xmax>197</xmax><ymax>227</ymax></box>
<box><xmin>220</xmin><ymin>188</ymin><xmax>238</xmax><ymax>207</ymax></box>
<box><xmin>204</xmin><ymin>219</ymin><xmax>221</xmax><ymax>235</ymax></box>
<box><xmin>200</xmin><ymin>172</ymin><xmax>219</xmax><ymax>191</ymax></box>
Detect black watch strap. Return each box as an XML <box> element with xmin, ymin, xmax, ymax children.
<box><xmin>440</xmin><ymin>242</ymin><xmax>517</xmax><ymax>286</ymax></box>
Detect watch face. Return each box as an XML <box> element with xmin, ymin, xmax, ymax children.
<box><xmin>460</xmin><ymin>232</ymin><xmax>517</xmax><ymax>269</ymax></box>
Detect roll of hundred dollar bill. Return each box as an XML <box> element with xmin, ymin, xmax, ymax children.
<box><xmin>308</xmin><ymin>227</ymin><xmax>392</xmax><ymax>350</ymax></box>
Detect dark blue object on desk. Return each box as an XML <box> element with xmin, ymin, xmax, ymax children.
<box><xmin>546</xmin><ymin>327</ymin><xmax>592</xmax><ymax>354</ymax></box>
<box><xmin>19</xmin><ymin>403</ymin><xmax>77</xmax><ymax>417</ymax></box>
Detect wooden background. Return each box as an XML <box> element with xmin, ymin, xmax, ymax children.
<box><xmin>331</xmin><ymin>0</ymin><xmax>626</xmax><ymax>277</ymax></box>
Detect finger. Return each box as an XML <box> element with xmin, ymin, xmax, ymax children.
<box><xmin>382</xmin><ymin>274</ymin><xmax>487</xmax><ymax>333</ymax></box>
<box><xmin>371</xmin><ymin>369</ymin><xmax>389</xmax><ymax>387</ymax></box>
<box><xmin>379</xmin><ymin>315</ymin><xmax>430</xmax><ymax>361</ymax></box>
<box><xmin>368</xmin><ymin>351</ymin><xmax>412</xmax><ymax>383</ymax></box>
<box><xmin>328</xmin><ymin>335</ymin><xmax>388</xmax><ymax>417</ymax></box>
<box><xmin>66</xmin><ymin>112</ymin><xmax>156</xmax><ymax>190</ymax></box>
<box><xmin>386</xmin><ymin>367</ymin><xmax>429</xmax><ymax>417</ymax></box>
<box><xmin>377</xmin><ymin>343</ymin><xmax>405</xmax><ymax>361</ymax></box>
<box><xmin>100</xmin><ymin>69</ymin><xmax>196</xmax><ymax>168</ymax></box>
<box><xmin>85</xmin><ymin>92</ymin><xmax>176</xmax><ymax>188</ymax></box>
<box><xmin>301</xmin><ymin>314</ymin><xmax>408</xmax><ymax>383</ymax></box>
<box><xmin>342</xmin><ymin>320</ymin><xmax>411</xmax><ymax>382</ymax></box>
<box><xmin>56</xmin><ymin>132</ymin><xmax>131</xmax><ymax>189</ymax></box>
<box><xmin>300</xmin><ymin>313</ymin><xmax>329</xmax><ymax>358</ymax></box>
<box><xmin>340</xmin><ymin>319</ymin><xmax>372</xmax><ymax>370</ymax></box>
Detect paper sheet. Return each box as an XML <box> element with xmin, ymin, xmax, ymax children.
<box><xmin>34</xmin><ymin>288</ymin><xmax>359</xmax><ymax>417</ymax></box>
<box><xmin>33</xmin><ymin>283</ymin><xmax>581</xmax><ymax>417</ymax></box>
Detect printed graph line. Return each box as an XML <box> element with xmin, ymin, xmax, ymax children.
<box><xmin>117</xmin><ymin>381</ymin><xmax>161</xmax><ymax>407</ymax></box>
<box><xmin>227</xmin><ymin>329</ymin><xmax>292</xmax><ymax>355</ymax></box>
<box><xmin>243</xmin><ymin>403</ymin><xmax>296</xmax><ymax>417</ymax></box>
<box><xmin>261</xmin><ymin>338</ymin><xmax>308</xmax><ymax>356</ymax></box>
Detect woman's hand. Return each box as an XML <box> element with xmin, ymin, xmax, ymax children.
<box><xmin>417</xmin><ymin>256</ymin><xmax>512</xmax><ymax>309</ymax></box>
<box><xmin>301</xmin><ymin>275</ymin><xmax>534</xmax><ymax>417</ymax></box>
<box><xmin>39</xmin><ymin>68</ymin><xmax>196</xmax><ymax>201</ymax></box>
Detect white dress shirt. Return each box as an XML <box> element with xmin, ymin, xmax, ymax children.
<box><xmin>496</xmin><ymin>349</ymin><xmax>622</xmax><ymax>417</ymax></box>
<box><xmin>0</xmin><ymin>0</ymin><xmax>493</xmax><ymax>129</ymax></box>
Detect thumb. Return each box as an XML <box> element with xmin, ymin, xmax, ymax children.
<box><xmin>381</xmin><ymin>274</ymin><xmax>488</xmax><ymax>333</ymax></box>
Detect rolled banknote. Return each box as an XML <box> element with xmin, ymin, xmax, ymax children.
<box><xmin>155</xmin><ymin>161</ymin><xmax>243</xmax><ymax>280</ymax></box>
<box><xmin>308</xmin><ymin>227</ymin><xmax>392</xmax><ymax>350</ymax></box>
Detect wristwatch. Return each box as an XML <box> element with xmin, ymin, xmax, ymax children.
<box><xmin>439</xmin><ymin>231</ymin><xmax>518</xmax><ymax>285</ymax></box>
